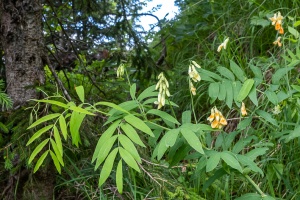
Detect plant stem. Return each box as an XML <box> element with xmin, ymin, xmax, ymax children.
<box><xmin>244</xmin><ymin>174</ymin><xmax>266</xmax><ymax>197</ymax></box>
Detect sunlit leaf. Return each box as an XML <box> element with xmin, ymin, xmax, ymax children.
<box><xmin>33</xmin><ymin>150</ymin><xmax>49</xmax><ymax>173</ymax></box>
<box><xmin>26</xmin><ymin>125</ymin><xmax>53</xmax><ymax>146</ymax></box>
<box><xmin>119</xmin><ymin>147</ymin><xmax>140</xmax><ymax>172</ymax></box>
<box><xmin>98</xmin><ymin>148</ymin><xmax>118</xmax><ymax>186</ymax></box>
<box><xmin>27</xmin><ymin>113</ymin><xmax>60</xmax><ymax>129</ymax></box>
<box><xmin>28</xmin><ymin>138</ymin><xmax>49</xmax><ymax>164</ymax></box>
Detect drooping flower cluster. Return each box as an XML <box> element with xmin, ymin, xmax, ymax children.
<box><xmin>241</xmin><ymin>102</ymin><xmax>247</xmax><ymax>116</ymax></box>
<box><xmin>269</xmin><ymin>12</ymin><xmax>284</xmax><ymax>34</ymax></box>
<box><xmin>273</xmin><ymin>105</ymin><xmax>281</xmax><ymax>115</ymax></box>
<box><xmin>154</xmin><ymin>72</ymin><xmax>170</xmax><ymax>109</ymax></box>
<box><xmin>207</xmin><ymin>107</ymin><xmax>228</xmax><ymax>129</ymax></box>
<box><xmin>188</xmin><ymin>61</ymin><xmax>201</xmax><ymax>95</ymax></box>
<box><xmin>117</xmin><ymin>64</ymin><xmax>125</xmax><ymax>78</ymax></box>
<box><xmin>217</xmin><ymin>37</ymin><xmax>229</xmax><ymax>52</ymax></box>
<box><xmin>273</xmin><ymin>36</ymin><xmax>282</xmax><ymax>47</ymax></box>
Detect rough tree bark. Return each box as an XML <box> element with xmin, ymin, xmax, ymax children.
<box><xmin>0</xmin><ymin>0</ymin><xmax>45</xmax><ymax>107</ymax></box>
<box><xmin>0</xmin><ymin>1</ymin><xmax>54</xmax><ymax>199</ymax></box>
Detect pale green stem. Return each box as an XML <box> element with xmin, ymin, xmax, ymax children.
<box><xmin>244</xmin><ymin>175</ymin><xmax>266</xmax><ymax>197</ymax></box>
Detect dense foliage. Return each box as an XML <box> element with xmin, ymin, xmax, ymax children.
<box><xmin>1</xmin><ymin>0</ymin><xmax>300</xmax><ymax>199</ymax></box>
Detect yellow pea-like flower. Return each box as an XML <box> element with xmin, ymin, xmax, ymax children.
<box><xmin>241</xmin><ymin>102</ymin><xmax>248</xmax><ymax>116</ymax></box>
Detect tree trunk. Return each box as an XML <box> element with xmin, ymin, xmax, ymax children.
<box><xmin>0</xmin><ymin>1</ymin><xmax>54</xmax><ymax>199</ymax></box>
<box><xmin>0</xmin><ymin>0</ymin><xmax>45</xmax><ymax>107</ymax></box>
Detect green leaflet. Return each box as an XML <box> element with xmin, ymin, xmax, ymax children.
<box><xmin>218</xmin><ymin>82</ymin><xmax>226</xmax><ymax>101</ymax></box>
<box><xmin>118</xmin><ymin>134</ymin><xmax>141</xmax><ymax>163</ymax></box>
<box><xmin>147</xmin><ymin>109</ymin><xmax>180</xmax><ymax>125</ymax></box>
<box><xmin>217</xmin><ymin>66</ymin><xmax>235</xmax><ymax>81</ymax></box>
<box><xmin>119</xmin><ymin>147</ymin><xmax>140</xmax><ymax>172</ymax></box>
<box><xmin>26</xmin><ymin>125</ymin><xmax>53</xmax><ymax>146</ymax></box>
<box><xmin>182</xmin><ymin>110</ymin><xmax>191</xmax><ymax>124</ymax></box>
<box><xmin>27</xmin><ymin>113</ymin><xmax>60</xmax><ymax>129</ymax></box>
<box><xmin>36</xmin><ymin>100</ymin><xmax>68</xmax><ymax>108</ymax></box>
<box><xmin>124</xmin><ymin>114</ymin><xmax>154</xmax><ymax>137</ymax></box>
<box><xmin>120</xmin><ymin>123</ymin><xmax>145</xmax><ymax>147</ymax></box>
<box><xmin>206</xmin><ymin>152</ymin><xmax>220</xmax><ymax>172</ymax></box>
<box><xmin>70</xmin><ymin>111</ymin><xmax>86</xmax><ymax>147</ymax></box>
<box><xmin>50</xmin><ymin>138</ymin><xmax>64</xmax><ymax>166</ymax></box>
<box><xmin>230</xmin><ymin>60</ymin><xmax>246</xmax><ymax>82</ymax></box>
<box><xmin>98</xmin><ymin>148</ymin><xmax>118</xmax><ymax>186</ymax></box>
<box><xmin>181</xmin><ymin>127</ymin><xmax>204</xmax><ymax>154</ymax></box>
<box><xmin>95</xmin><ymin>101</ymin><xmax>130</xmax><ymax>114</ymax></box>
<box><xmin>221</xmin><ymin>151</ymin><xmax>243</xmax><ymax>173</ymax></box>
<box><xmin>164</xmin><ymin>129</ymin><xmax>180</xmax><ymax>147</ymax></box>
<box><xmin>236</xmin><ymin>155</ymin><xmax>263</xmax><ymax>175</ymax></box>
<box><xmin>224</xmin><ymin>80</ymin><xmax>233</xmax><ymax>108</ymax></box>
<box><xmin>50</xmin><ymin>150</ymin><xmax>61</xmax><ymax>174</ymax></box>
<box><xmin>75</xmin><ymin>85</ymin><xmax>85</xmax><ymax>103</ymax></box>
<box><xmin>271</xmin><ymin>67</ymin><xmax>293</xmax><ymax>84</ymax></box>
<box><xmin>33</xmin><ymin>150</ymin><xmax>49</xmax><ymax>173</ymax></box>
<box><xmin>94</xmin><ymin>135</ymin><xmax>118</xmax><ymax>170</ymax></box>
<box><xmin>237</xmin><ymin>79</ymin><xmax>255</xmax><ymax>102</ymax></box>
<box><xmin>28</xmin><ymin>138</ymin><xmax>49</xmax><ymax>164</ymax></box>
<box><xmin>256</xmin><ymin>110</ymin><xmax>278</xmax><ymax>126</ymax></box>
<box><xmin>53</xmin><ymin>125</ymin><xmax>63</xmax><ymax>157</ymax></box>
<box><xmin>137</xmin><ymin>85</ymin><xmax>156</xmax><ymax>101</ymax></box>
<box><xmin>208</xmin><ymin>82</ymin><xmax>219</xmax><ymax>103</ymax></box>
<box><xmin>92</xmin><ymin>120</ymin><xmax>121</xmax><ymax>163</ymax></box>
<box><xmin>130</xmin><ymin>83</ymin><xmax>136</xmax><ymax>99</ymax></box>
<box><xmin>69</xmin><ymin>105</ymin><xmax>94</xmax><ymax>115</ymax></box>
<box><xmin>59</xmin><ymin>115</ymin><xmax>68</xmax><ymax>140</ymax></box>
<box><xmin>116</xmin><ymin>160</ymin><xmax>123</xmax><ymax>194</ymax></box>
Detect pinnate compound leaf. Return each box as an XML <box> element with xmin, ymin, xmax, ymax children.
<box><xmin>26</xmin><ymin>125</ymin><xmax>53</xmax><ymax>146</ymax></box>
<box><xmin>181</xmin><ymin>127</ymin><xmax>204</xmax><ymax>154</ymax></box>
<box><xmin>92</xmin><ymin>120</ymin><xmax>121</xmax><ymax>163</ymax></box>
<box><xmin>75</xmin><ymin>85</ymin><xmax>85</xmax><ymax>103</ymax></box>
<box><xmin>120</xmin><ymin>123</ymin><xmax>145</xmax><ymax>147</ymax></box>
<box><xmin>98</xmin><ymin>148</ymin><xmax>118</xmax><ymax>186</ymax></box>
<box><xmin>206</xmin><ymin>152</ymin><xmax>221</xmax><ymax>172</ymax></box>
<box><xmin>147</xmin><ymin>109</ymin><xmax>180</xmax><ymax>125</ymax></box>
<box><xmin>124</xmin><ymin>115</ymin><xmax>154</xmax><ymax>137</ymax></box>
<box><xmin>237</xmin><ymin>79</ymin><xmax>255</xmax><ymax>102</ymax></box>
<box><xmin>27</xmin><ymin>113</ymin><xmax>60</xmax><ymax>129</ymax></box>
<box><xmin>59</xmin><ymin>115</ymin><xmax>68</xmax><ymax>140</ymax></box>
<box><xmin>221</xmin><ymin>151</ymin><xmax>243</xmax><ymax>173</ymax></box>
<box><xmin>28</xmin><ymin>138</ymin><xmax>49</xmax><ymax>164</ymax></box>
<box><xmin>118</xmin><ymin>134</ymin><xmax>141</xmax><ymax>163</ymax></box>
<box><xmin>50</xmin><ymin>150</ymin><xmax>61</xmax><ymax>174</ymax></box>
<box><xmin>116</xmin><ymin>160</ymin><xmax>123</xmax><ymax>194</ymax></box>
<box><xmin>119</xmin><ymin>147</ymin><xmax>140</xmax><ymax>172</ymax></box>
<box><xmin>94</xmin><ymin>135</ymin><xmax>118</xmax><ymax>170</ymax></box>
<box><xmin>33</xmin><ymin>150</ymin><xmax>49</xmax><ymax>173</ymax></box>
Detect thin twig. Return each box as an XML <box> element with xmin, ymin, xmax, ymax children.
<box><xmin>138</xmin><ymin>163</ymin><xmax>161</xmax><ymax>187</ymax></box>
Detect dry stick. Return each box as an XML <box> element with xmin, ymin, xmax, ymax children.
<box><xmin>44</xmin><ymin>55</ymin><xmax>72</xmax><ymax>101</ymax></box>
<box><xmin>138</xmin><ymin>163</ymin><xmax>161</xmax><ymax>187</ymax></box>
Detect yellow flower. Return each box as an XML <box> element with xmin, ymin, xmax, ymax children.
<box><xmin>269</xmin><ymin>12</ymin><xmax>284</xmax><ymax>34</ymax></box>
<box><xmin>207</xmin><ymin>107</ymin><xmax>227</xmax><ymax>129</ymax></box>
<box><xmin>154</xmin><ymin>72</ymin><xmax>170</xmax><ymax>109</ymax></box>
<box><xmin>188</xmin><ymin>64</ymin><xmax>201</xmax><ymax>82</ymax></box>
<box><xmin>217</xmin><ymin>37</ymin><xmax>229</xmax><ymax>52</ymax></box>
<box><xmin>241</xmin><ymin>102</ymin><xmax>247</xmax><ymax>116</ymax></box>
<box><xmin>117</xmin><ymin>64</ymin><xmax>125</xmax><ymax>78</ymax></box>
<box><xmin>190</xmin><ymin>82</ymin><xmax>196</xmax><ymax>95</ymax></box>
<box><xmin>273</xmin><ymin>37</ymin><xmax>282</xmax><ymax>47</ymax></box>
